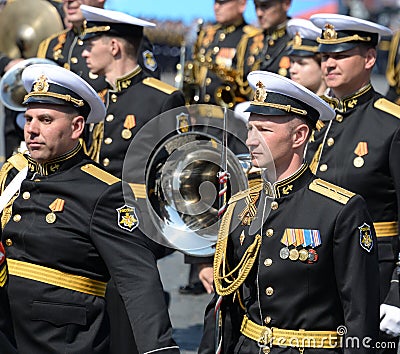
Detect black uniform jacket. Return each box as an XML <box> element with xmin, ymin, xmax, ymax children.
<box><xmin>186</xmin><ymin>19</ymin><xmax>259</xmax><ymax>105</ymax></box>
<box><xmin>199</xmin><ymin>165</ymin><xmax>380</xmax><ymax>354</ymax></box>
<box><xmin>305</xmin><ymin>85</ymin><xmax>400</xmax><ymax>308</ymax></box>
<box><xmin>84</xmin><ymin>67</ymin><xmax>185</xmax><ymax>178</ymax></box>
<box><xmin>0</xmin><ymin>147</ymin><xmax>179</xmax><ymax>354</ymax></box>
<box><xmin>235</xmin><ymin>20</ymin><xmax>291</xmax><ymax>81</ymax></box>
<box><xmin>37</xmin><ymin>27</ymin><xmax>160</xmax><ymax>92</ymax></box>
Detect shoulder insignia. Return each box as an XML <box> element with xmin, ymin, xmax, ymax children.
<box><xmin>243</xmin><ymin>25</ymin><xmax>263</xmax><ymax>37</ymax></box>
<box><xmin>229</xmin><ymin>183</ymin><xmax>263</xmax><ymax>204</ymax></box>
<box><xmin>37</xmin><ymin>29</ymin><xmax>69</xmax><ymax>58</ymax></box>
<box><xmin>142</xmin><ymin>77</ymin><xmax>178</xmax><ymax>95</ymax></box>
<box><xmin>81</xmin><ymin>164</ymin><xmax>120</xmax><ymax>185</ymax></box>
<box><xmin>129</xmin><ymin>183</ymin><xmax>147</xmax><ymax>199</ymax></box>
<box><xmin>6</xmin><ymin>153</ymin><xmax>28</xmax><ymax>171</ymax></box>
<box><xmin>309</xmin><ymin>178</ymin><xmax>354</xmax><ymax>204</ymax></box>
<box><xmin>374</xmin><ymin>98</ymin><xmax>400</xmax><ymax>117</ymax></box>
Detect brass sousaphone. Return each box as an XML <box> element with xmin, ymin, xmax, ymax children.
<box><xmin>0</xmin><ymin>0</ymin><xmax>64</xmax><ymax>59</ymax></box>
<box><xmin>0</xmin><ymin>57</ymin><xmax>58</xmax><ymax>111</ymax></box>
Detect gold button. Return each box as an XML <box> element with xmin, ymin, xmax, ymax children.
<box><xmin>5</xmin><ymin>239</ymin><xmax>12</xmax><ymax>247</ymax></box>
<box><xmin>264</xmin><ymin>316</ymin><xmax>272</xmax><ymax>325</ymax></box>
<box><xmin>104</xmin><ymin>137</ymin><xmax>113</xmax><ymax>145</ymax></box>
<box><xmin>219</xmin><ymin>32</ymin><xmax>225</xmax><ymax>41</ymax></box>
<box><xmin>13</xmin><ymin>214</ymin><xmax>21</xmax><ymax>222</ymax></box>
<box><xmin>71</xmin><ymin>57</ymin><xmax>78</xmax><ymax>64</ymax></box>
<box><xmin>111</xmin><ymin>94</ymin><xmax>117</xmax><ymax>103</ymax></box>
<box><xmin>266</xmin><ymin>228</ymin><xmax>274</xmax><ymax>237</ymax></box>
<box><xmin>205</xmin><ymin>78</ymin><xmax>212</xmax><ymax>85</ymax></box>
<box><xmin>265</xmin><ymin>54</ymin><xmax>271</xmax><ymax>60</ymax></box>
<box><xmin>319</xmin><ymin>164</ymin><xmax>328</xmax><ymax>172</ymax></box>
<box><xmin>264</xmin><ymin>258</ymin><xmax>273</xmax><ymax>267</ymax></box>
<box><xmin>327</xmin><ymin>138</ymin><xmax>334</xmax><ymax>146</ymax></box>
<box><xmin>271</xmin><ymin>201</ymin><xmax>278</xmax><ymax>210</ymax></box>
<box><xmin>204</xmin><ymin>94</ymin><xmax>211</xmax><ymax>102</ymax></box>
<box><xmin>22</xmin><ymin>191</ymin><xmax>30</xmax><ymax>199</ymax></box>
<box><xmin>102</xmin><ymin>158</ymin><xmax>110</xmax><ymax>167</ymax></box>
<box><xmin>336</xmin><ymin>114</ymin><xmax>343</xmax><ymax>122</ymax></box>
<box><xmin>265</xmin><ymin>287</ymin><xmax>274</xmax><ymax>296</ymax></box>
<box><xmin>106</xmin><ymin>114</ymin><xmax>114</xmax><ymax>122</ymax></box>
<box><xmin>78</xmin><ymin>39</ymin><xmax>84</xmax><ymax>45</ymax></box>
<box><xmin>262</xmin><ymin>347</ymin><xmax>270</xmax><ymax>354</ymax></box>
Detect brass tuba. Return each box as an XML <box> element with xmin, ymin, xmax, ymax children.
<box><xmin>122</xmin><ymin>105</ymin><xmax>251</xmax><ymax>256</ymax></box>
<box><xmin>0</xmin><ymin>58</ymin><xmax>58</xmax><ymax>111</ymax></box>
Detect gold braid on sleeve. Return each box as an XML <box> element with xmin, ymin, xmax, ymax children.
<box><xmin>0</xmin><ymin>162</ymin><xmax>17</xmax><ymax>229</ymax></box>
<box><xmin>85</xmin><ymin>122</ymin><xmax>104</xmax><ymax>163</ymax></box>
<box><xmin>213</xmin><ymin>201</ymin><xmax>262</xmax><ymax>296</ymax></box>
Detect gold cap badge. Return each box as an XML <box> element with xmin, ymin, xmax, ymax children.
<box><xmin>33</xmin><ymin>75</ymin><xmax>50</xmax><ymax>93</ymax></box>
<box><xmin>323</xmin><ymin>23</ymin><xmax>338</xmax><ymax>40</ymax></box>
<box><xmin>254</xmin><ymin>81</ymin><xmax>267</xmax><ymax>103</ymax></box>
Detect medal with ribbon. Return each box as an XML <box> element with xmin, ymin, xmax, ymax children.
<box><xmin>281</xmin><ymin>228</ymin><xmax>321</xmax><ymax>262</ymax></box>
<box><xmin>46</xmin><ymin>198</ymin><xmax>65</xmax><ymax>224</ymax></box>
<box><xmin>353</xmin><ymin>142</ymin><xmax>368</xmax><ymax>168</ymax></box>
<box><xmin>122</xmin><ymin>114</ymin><xmax>136</xmax><ymax>140</ymax></box>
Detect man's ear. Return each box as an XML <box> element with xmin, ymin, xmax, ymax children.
<box><xmin>365</xmin><ymin>47</ymin><xmax>377</xmax><ymax>70</ymax></box>
<box><xmin>71</xmin><ymin>115</ymin><xmax>85</xmax><ymax>140</ymax></box>
<box><xmin>110</xmin><ymin>38</ymin><xmax>122</xmax><ymax>57</ymax></box>
<box><xmin>292</xmin><ymin>123</ymin><xmax>310</xmax><ymax>149</ymax></box>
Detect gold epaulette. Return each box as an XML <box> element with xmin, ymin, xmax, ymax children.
<box><xmin>6</xmin><ymin>153</ymin><xmax>28</xmax><ymax>172</ymax></box>
<box><xmin>36</xmin><ymin>29</ymin><xmax>68</xmax><ymax>58</ymax></box>
<box><xmin>142</xmin><ymin>77</ymin><xmax>178</xmax><ymax>95</ymax></box>
<box><xmin>81</xmin><ymin>164</ymin><xmax>120</xmax><ymax>185</ymax></box>
<box><xmin>374</xmin><ymin>98</ymin><xmax>400</xmax><ymax>117</ymax></box>
<box><xmin>243</xmin><ymin>25</ymin><xmax>263</xmax><ymax>37</ymax></box>
<box><xmin>129</xmin><ymin>183</ymin><xmax>147</xmax><ymax>199</ymax></box>
<box><xmin>309</xmin><ymin>178</ymin><xmax>354</xmax><ymax>205</ymax></box>
<box><xmin>229</xmin><ymin>183</ymin><xmax>263</xmax><ymax>204</ymax></box>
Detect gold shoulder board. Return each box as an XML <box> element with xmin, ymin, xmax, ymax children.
<box><xmin>309</xmin><ymin>178</ymin><xmax>354</xmax><ymax>205</ymax></box>
<box><xmin>142</xmin><ymin>77</ymin><xmax>178</xmax><ymax>95</ymax></box>
<box><xmin>374</xmin><ymin>98</ymin><xmax>400</xmax><ymax>118</ymax></box>
<box><xmin>37</xmin><ymin>29</ymin><xmax>69</xmax><ymax>58</ymax></box>
<box><xmin>243</xmin><ymin>25</ymin><xmax>263</xmax><ymax>37</ymax></box>
<box><xmin>229</xmin><ymin>183</ymin><xmax>263</xmax><ymax>204</ymax></box>
<box><xmin>81</xmin><ymin>164</ymin><xmax>120</xmax><ymax>185</ymax></box>
<box><xmin>129</xmin><ymin>183</ymin><xmax>147</xmax><ymax>199</ymax></box>
<box><xmin>7</xmin><ymin>153</ymin><xmax>28</xmax><ymax>171</ymax></box>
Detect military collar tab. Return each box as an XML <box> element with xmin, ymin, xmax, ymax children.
<box><xmin>268</xmin><ymin>163</ymin><xmax>312</xmax><ymax>198</ymax></box>
<box><xmin>114</xmin><ymin>66</ymin><xmax>142</xmax><ymax>92</ymax></box>
<box><xmin>27</xmin><ymin>144</ymin><xmax>82</xmax><ymax>176</ymax></box>
<box><xmin>332</xmin><ymin>84</ymin><xmax>373</xmax><ymax>113</ymax></box>
<box><xmin>265</xmin><ymin>20</ymin><xmax>288</xmax><ymax>38</ymax></box>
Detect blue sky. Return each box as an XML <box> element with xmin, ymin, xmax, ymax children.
<box><xmin>105</xmin><ymin>0</ymin><xmax>338</xmax><ymax>25</ymax></box>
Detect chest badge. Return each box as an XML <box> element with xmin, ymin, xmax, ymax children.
<box><xmin>117</xmin><ymin>204</ymin><xmax>139</xmax><ymax>232</ymax></box>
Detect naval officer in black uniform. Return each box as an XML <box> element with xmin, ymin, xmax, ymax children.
<box><xmin>37</xmin><ymin>0</ymin><xmax>160</xmax><ymax>94</ymax></box>
<box><xmin>305</xmin><ymin>14</ymin><xmax>400</xmax><ymax>352</ymax></box>
<box><xmin>79</xmin><ymin>5</ymin><xmax>186</xmax><ymax>354</ymax></box>
<box><xmin>0</xmin><ymin>64</ymin><xmax>180</xmax><ymax>354</ymax></box>
<box><xmin>80</xmin><ymin>5</ymin><xmax>185</xmax><ymax>178</ymax></box>
<box><xmin>235</xmin><ymin>0</ymin><xmax>292</xmax><ymax>83</ymax></box>
<box><xmin>183</xmin><ymin>0</ymin><xmax>259</xmax><ymax>107</ymax></box>
<box><xmin>198</xmin><ymin>71</ymin><xmax>380</xmax><ymax>354</ymax></box>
